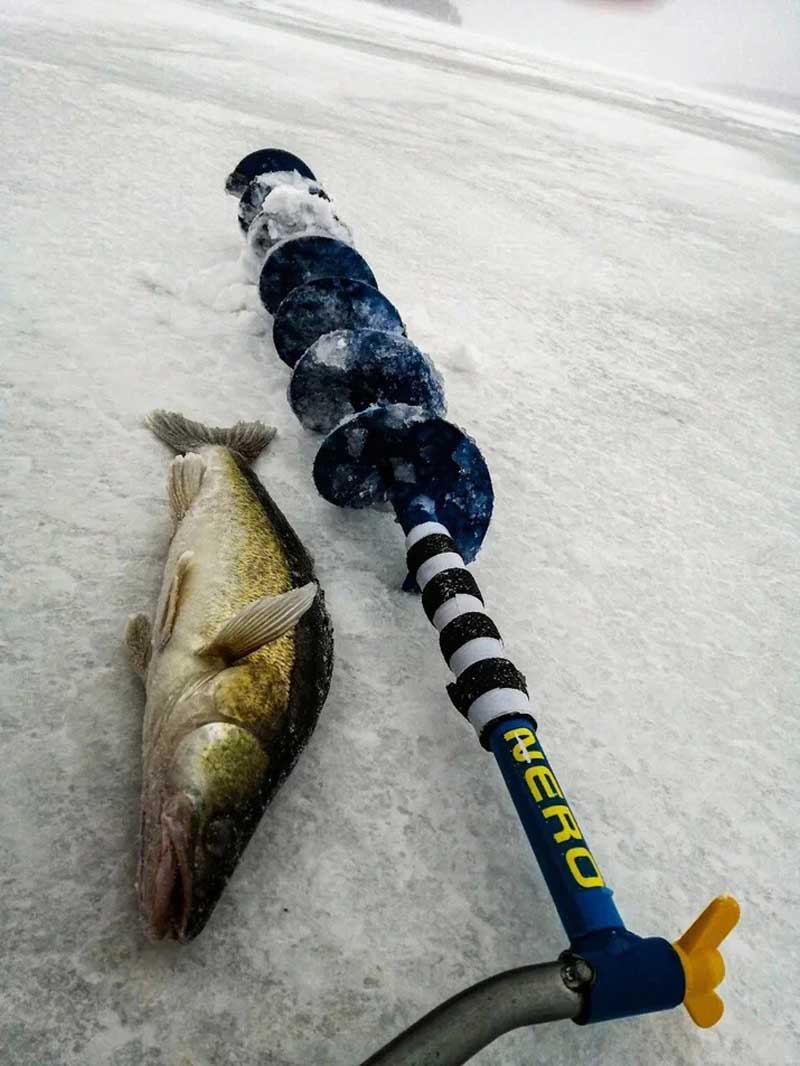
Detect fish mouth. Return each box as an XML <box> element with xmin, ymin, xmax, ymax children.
<box><xmin>143</xmin><ymin>793</ymin><xmax>195</xmax><ymax>943</ymax></box>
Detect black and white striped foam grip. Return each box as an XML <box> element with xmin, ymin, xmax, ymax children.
<box><xmin>407</xmin><ymin>532</ymin><xmax>456</xmax><ymax>576</ymax></box>
<box><xmin>447</xmin><ymin>659</ymin><xmax>528</xmax><ymax>716</ymax></box>
<box><xmin>421</xmin><ymin>569</ymin><xmax>483</xmax><ymax>623</ymax></box>
<box><xmin>439</xmin><ymin>613</ymin><xmax>501</xmax><ymax>662</ymax></box>
<box><xmin>406</xmin><ymin>522</ymin><xmax>536</xmax><ymax>747</ymax></box>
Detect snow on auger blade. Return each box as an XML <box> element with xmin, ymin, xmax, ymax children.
<box><xmin>289</xmin><ymin>329</ymin><xmax>446</xmax><ymax>435</ymax></box>
<box><xmin>246</xmin><ymin>211</ymin><xmax>352</xmax><ymax>275</ymax></box>
<box><xmin>225</xmin><ymin>147</ymin><xmax>316</xmax><ymax>197</ymax></box>
<box><xmin>238</xmin><ymin>174</ymin><xmax>330</xmax><ymax>234</ymax></box>
<box><xmin>314</xmin><ymin>405</ymin><xmax>492</xmax><ymax>569</ymax></box>
<box><xmin>259</xmin><ymin>235</ymin><xmax>377</xmax><ymax>315</ymax></box>
<box><xmin>272</xmin><ymin>277</ymin><xmax>405</xmax><ymax>368</ymax></box>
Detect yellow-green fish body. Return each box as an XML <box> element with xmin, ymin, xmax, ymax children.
<box><xmin>127</xmin><ymin>412</ymin><xmax>333</xmax><ymax>942</ymax></box>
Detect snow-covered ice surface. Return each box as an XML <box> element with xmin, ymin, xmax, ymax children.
<box><xmin>1</xmin><ymin>0</ymin><xmax>799</xmax><ymax>1062</ymax></box>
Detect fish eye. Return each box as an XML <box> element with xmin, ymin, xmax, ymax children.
<box><xmin>203</xmin><ymin>815</ymin><xmax>238</xmax><ymax>859</ymax></box>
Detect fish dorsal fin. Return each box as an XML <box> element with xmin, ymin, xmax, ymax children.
<box><xmin>168</xmin><ymin>452</ymin><xmax>206</xmax><ymax>523</ymax></box>
<box><xmin>147</xmin><ymin>410</ymin><xmax>276</xmax><ymax>466</ymax></box>
<box><xmin>158</xmin><ymin>550</ymin><xmax>194</xmax><ymax>649</ymax></box>
<box><xmin>202</xmin><ymin>582</ymin><xmax>317</xmax><ymax>663</ymax></box>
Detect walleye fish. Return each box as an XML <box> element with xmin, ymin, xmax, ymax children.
<box><xmin>126</xmin><ymin>411</ymin><xmax>333</xmax><ymax>943</ymax></box>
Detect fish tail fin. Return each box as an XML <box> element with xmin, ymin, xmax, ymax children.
<box><xmin>146</xmin><ymin>411</ymin><xmax>276</xmax><ymax>465</ymax></box>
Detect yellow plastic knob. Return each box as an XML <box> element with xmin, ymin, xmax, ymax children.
<box><xmin>673</xmin><ymin>895</ymin><xmax>740</xmax><ymax>1028</ymax></box>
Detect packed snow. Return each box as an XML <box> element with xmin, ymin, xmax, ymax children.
<box><xmin>1</xmin><ymin>0</ymin><xmax>798</xmax><ymax>1064</ymax></box>
<box><xmin>243</xmin><ymin>192</ymin><xmax>353</xmax><ymax>280</ymax></box>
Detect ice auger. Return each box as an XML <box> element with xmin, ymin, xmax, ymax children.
<box><xmin>226</xmin><ymin>148</ymin><xmax>739</xmax><ymax>1065</ymax></box>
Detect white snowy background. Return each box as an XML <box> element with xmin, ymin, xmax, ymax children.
<box><xmin>1</xmin><ymin>0</ymin><xmax>799</xmax><ymax>1063</ymax></box>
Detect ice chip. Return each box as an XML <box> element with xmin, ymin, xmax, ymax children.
<box><xmin>346</xmin><ymin>427</ymin><xmax>367</xmax><ymax>459</ymax></box>
<box><xmin>392</xmin><ymin>460</ymin><xmax>417</xmax><ymax>484</ymax></box>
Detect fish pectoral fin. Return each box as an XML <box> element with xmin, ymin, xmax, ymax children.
<box><xmin>168</xmin><ymin>452</ymin><xmax>206</xmax><ymax>523</ymax></box>
<box><xmin>202</xmin><ymin>582</ymin><xmax>318</xmax><ymax>663</ymax></box>
<box><xmin>158</xmin><ymin>550</ymin><xmax>194</xmax><ymax>650</ymax></box>
<box><xmin>125</xmin><ymin>613</ymin><xmax>152</xmax><ymax>678</ymax></box>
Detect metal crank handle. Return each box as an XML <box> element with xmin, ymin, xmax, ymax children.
<box><xmin>357</xmin><ymin>958</ymin><xmax>588</xmax><ymax>1066</ymax></box>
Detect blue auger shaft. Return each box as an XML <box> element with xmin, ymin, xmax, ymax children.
<box><xmin>402</xmin><ymin>508</ymin><xmax>692</xmax><ymax>1025</ymax></box>
<box><xmin>404</xmin><ymin>516</ymin><xmax>624</xmax><ymax>944</ymax></box>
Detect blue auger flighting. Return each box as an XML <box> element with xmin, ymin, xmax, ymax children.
<box><xmin>226</xmin><ymin>147</ymin><xmax>739</xmax><ymax>1064</ymax></box>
